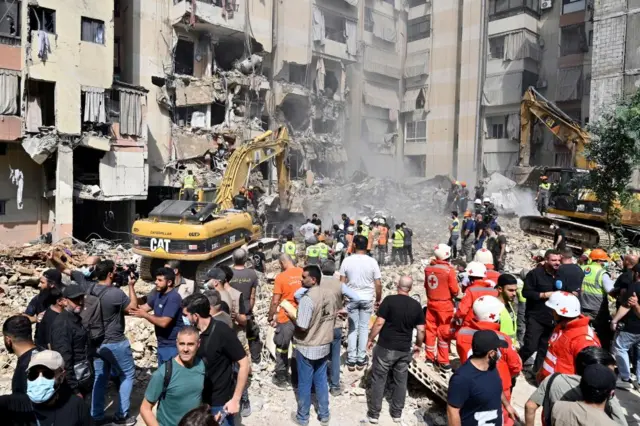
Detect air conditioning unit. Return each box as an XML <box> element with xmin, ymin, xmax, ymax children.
<box><xmin>541</xmin><ymin>0</ymin><xmax>552</xmax><ymax>10</ymax></box>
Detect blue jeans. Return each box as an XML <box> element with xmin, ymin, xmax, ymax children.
<box><xmin>347</xmin><ymin>300</ymin><xmax>373</xmax><ymax>364</ymax></box>
<box><xmin>296</xmin><ymin>351</ymin><xmax>329</xmax><ymax>424</ymax></box>
<box><xmin>211</xmin><ymin>405</ymin><xmax>235</xmax><ymax>426</ymax></box>
<box><xmin>474</xmin><ymin>236</ymin><xmax>485</xmax><ymax>250</ymax></box>
<box><xmin>91</xmin><ymin>340</ymin><xmax>136</xmax><ymax>420</ymax></box>
<box><xmin>157</xmin><ymin>345</ymin><xmax>178</xmax><ymax>365</ymax></box>
<box><xmin>329</xmin><ymin>327</ymin><xmax>342</xmax><ymax>390</ymax></box>
<box><xmin>613</xmin><ymin>331</ymin><xmax>640</xmax><ymax>381</ymax></box>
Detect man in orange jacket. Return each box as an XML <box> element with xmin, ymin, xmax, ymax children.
<box><xmin>454</xmin><ymin>261</ymin><xmax>499</xmax><ymax>328</ymax></box>
<box><xmin>474</xmin><ymin>248</ymin><xmax>501</xmax><ymax>286</ymax></box>
<box><xmin>456</xmin><ymin>296</ymin><xmax>523</xmax><ymax>426</ymax></box>
<box><xmin>424</xmin><ymin>244</ymin><xmax>459</xmax><ymax>369</ymax></box>
<box><xmin>537</xmin><ymin>291</ymin><xmax>600</xmax><ymax>384</ymax></box>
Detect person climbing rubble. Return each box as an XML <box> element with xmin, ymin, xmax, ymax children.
<box><xmin>181</xmin><ymin>170</ymin><xmax>198</xmax><ymax>201</ymax></box>
<box><xmin>232</xmin><ymin>187</ymin><xmax>249</xmax><ymax>210</ymax></box>
<box><xmin>460</xmin><ymin>211</ymin><xmax>475</xmax><ymax>262</ymax></box>
<box><xmin>391</xmin><ymin>224</ymin><xmax>406</xmax><ymax>265</ymax></box>
<box><xmin>457</xmin><ymin>182</ymin><xmax>469</xmax><ymax>214</ymax></box>
<box><xmin>536</xmin><ymin>175</ymin><xmax>551</xmax><ymax>215</ymax></box>
<box><xmin>448</xmin><ymin>212</ymin><xmax>460</xmax><ymax>260</ymax></box>
<box><xmin>375</xmin><ymin>219</ymin><xmax>388</xmax><ymax>266</ymax></box>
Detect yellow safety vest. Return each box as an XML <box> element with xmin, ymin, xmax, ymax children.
<box><xmin>284</xmin><ymin>241</ymin><xmax>296</xmax><ymax>257</ymax></box>
<box><xmin>539</xmin><ymin>182</ymin><xmax>551</xmax><ymax>191</ymax></box>
<box><xmin>318</xmin><ymin>242</ymin><xmax>329</xmax><ymax>259</ymax></box>
<box><xmin>183</xmin><ymin>175</ymin><xmax>195</xmax><ymax>189</ymax></box>
<box><xmin>393</xmin><ymin>229</ymin><xmax>405</xmax><ymax>248</ymax></box>
<box><xmin>362</xmin><ymin>225</ymin><xmax>370</xmax><ymax>238</ymax></box>
<box><xmin>306</xmin><ymin>244</ymin><xmax>320</xmax><ymax>258</ymax></box>
<box><xmin>580</xmin><ymin>263</ymin><xmax>607</xmax><ymax>312</ymax></box>
<box><xmin>499</xmin><ymin>303</ymin><xmax>517</xmax><ymax>344</ymax></box>
<box><xmin>451</xmin><ymin>219</ymin><xmax>460</xmax><ymax>235</ymax></box>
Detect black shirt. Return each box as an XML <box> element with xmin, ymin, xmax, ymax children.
<box><xmin>447</xmin><ymin>360</ymin><xmax>503</xmax><ymax>426</ymax></box>
<box><xmin>522</xmin><ymin>265</ymin><xmax>558</xmax><ymax>325</ymax></box>
<box><xmin>557</xmin><ymin>264</ymin><xmax>585</xmax><ymax>294</ymax></box>
<box><xmin>50</xmin><ymin>310</ymin><xmax>91</xmax><ymax>394</ymax></box>
<box><xmin>12</xmin><ymin>347</ymin><xmax>43</xmax><ymax>394</ymax></box>
<box><xmin>35</xmin><ymin>308</ymin><xmax>60</xmax><ymax>349</ymax></box>
<box><xmin>251</xmin><ymin>251</ymin><xmax>267</xmax><ymax>273</ymax></box>
<box><xmin>197</xmin><ymin>319</ymin><xmax>247</xmax><ymax>406</ymax></box>
<box><xmin>554</xmin><ymin>229</ymin><xmax>567</xmax><ymax>250</ymax></box>
<box><xmin>311</xmin><ymin>218</ymin><xmax>322</xmax><ymax>231</ymax></box>
<box><xmin>474</xmin><ymin>221</ymin><xmax>486</xmax><ymax>239</ymax></box>
<box><xmin>377</xmin><ymin>295</ymin><xmax>425</xmax><ymax>352</ymax></box>
<box><xmin>0</xmin><ymin>383</ymin><xmax>92</xmax><ymax>425</ymax></box>
<box><xmin>622</xmin><ymin>281</ymin><xmax>640</xmax><ymax>334</ymax></box>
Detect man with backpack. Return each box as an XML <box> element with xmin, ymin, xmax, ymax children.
<box><xmin>140</xmin><ymin>326</ymin><xmax>205</xmax><ymax>426</ymax></box>
<box><xmin>87</xmin><ymin>260</ymin><xmax>139</xmax><ymax>426</ymax></box>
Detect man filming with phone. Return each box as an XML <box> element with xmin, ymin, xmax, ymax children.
<box><xmin>611</xmin><ymin>263</ymin><xmax>640</xmax><ymax>391</ymax></box>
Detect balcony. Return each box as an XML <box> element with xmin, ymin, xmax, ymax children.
<box><xmin>483</xmin><ymin>70</ymin><xmax>538</xmax><ymax>107</ymax></box>
<box><xmin>488</xmin><ymin>0</ymin><xmax>539</xmax><ymax>22</ymax></box>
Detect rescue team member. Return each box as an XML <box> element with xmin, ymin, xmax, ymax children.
<box><xmin>181</xmin><ymin>170</ymin><xmax>198</xmax><ymax>201</ymax></box>
<box><xmin>367</xmin><ymin>221</ymin><xmax>379</xmax><ymax>255</ymax></box>
<box><xmin>580</xmin><ymin>248</ymin><xmax>615</xmax><ymax>350</ymax></box>
<box><xmin>516</xmin><ymin>273</ymin><xmax>527</xmax><ymax>347</ymax></box>
<box><xmin>460</xmin><ymin>211</ymin><xmax>475</xmax><ymax>262</ymax></box>
<box><xmin>536</xmin><ymin>176</ymin><xmax>551</xmax><ymax>215</ymax></box>
<box><xmin>376</xmin><ymin>221</ymin><xmax>388</xmax><ymax>266</ymax></box>
<box><xmin>473</xmin><ymin>199</ymin><xmax>483</xmax><ymax>216</ymax></box>
<box><xmin>457</xmin><ymin>182</ymin><xmax>469</xmax><ymax>214</ymax></box>
<box><xmin>316</xmin><ymin>235</ymin><xmax>330</xmax><ymax>261</ymax></box>
<box><xmin>496</xmin><ymin>274</ymin><xmax>519</xmax><ymax>348</ymax></box>
<box><xmin>537</xmin><ymin>292</ymin><xmax>600</xmax><ymax>384</ymax></box>
<box><xmin>401</xmin><ymin>223</ymin><xmax>414</xmax><ymax>264</ymax></box>
<box><xmin>283</xmin><ymin>235</ymin><xmax>297</xmax><ymax>261</ymax></box>
<box><xmin>233</xmin><ymin>187</ymin><xmax>249</xmax><ymax>210</ymax></box>
<box><xmin>391</xmin><ymin>224</ymin><xmax>406</xmax><ymax>265</ymax></box>
<box><xmin>455</xmin><ymin>296</ymin><xmax>522</xmax><ymax>426</ymax></box>
<box><xmin>474</xmin><ymin>249</ymin><xmax>500</xmax><ymax>286</ymax></box>
<box><xmin>448</xmin><ymin>211</ymin><xmax>460</xmax><ymax>260</ymax></box>
<box><xmin>305</xmin><ymin>236</ymin><xmax>320</xmax><ymax>266</ymax></box>
<box><xmin>454</xmin><ymin>262</ymin><xmax>499</xmax><ymax>328</ymax></box>
<box><xmin>345</xmin><ymin>226</ymin><xmax>355</xmax><ymax>256</ymax></box>
<box><xmin>424</xmin><ymin>244</ymin><xmax>459</xmax><ymax>369</ymax></box>
<box><xmin>361</xmin><ymin>218</ymin><xmax>371</xmax><ymax>239</ymax></box>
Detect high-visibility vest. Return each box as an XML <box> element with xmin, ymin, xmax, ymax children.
<box><xmin>539</xmin><ymin>182</ymin><xmax>551</xmax><ymax>192</ymax></box>
<box><xmin>346</xmin><ymin>234</ymin><xmax>354</xmax><ymax>254</ymax></box>
<box><xmin>362</xmin><ymin>225</ymin><xmax>370</xmax><ymax>238</ymax></box>
<box><xmin>499</xmin><ymin>303</ymin><xmax>517</xmax><ymax>344</ymax></box>
<box><xmin>378</xmin><ymin>227</ymin><xmax>388</xmax><ymax>245</ymax></box>
<box><xmin>183</xmin><ymin>175</ymin><xmax>195</xmax><ymax>189</ymax></box>
<box><xmin>580</xmin><ymin>263</ymin><xmax>608</xmax><ymax>312</ymax></box>
<box><xmin>451</xmin><ymin>219</ymin><xmax>460</xmax><ymax>235</ymax></box>
<box><xmin>392</xmin><ymin>229</ymin><xmax>404</xmax><ymax>248</ymax></box>
<box><xmin>284</xmin><ymin>241</ymin><xmax>296</xmax><ymax>257</ymax></box>
<box><xmin>516</xmin><ymin>282</ymin><xmax>526</xmax><ymax>303</ymax></box>
<box><xmin>317</xmin><ymin>242</ymin><xmax>329</xmax><ymax>259</ymax></box>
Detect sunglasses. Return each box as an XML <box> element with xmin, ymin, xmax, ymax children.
<box><xmin>28</xmin><ymin>368</ymin><xmax>55</xmax><ymax>381</ymax></box>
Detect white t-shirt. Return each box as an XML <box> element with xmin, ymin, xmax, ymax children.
<box><xmin>299</xmin><ymin>223</ymin><xmax>318</xmax><ymax>239</ymax></box>
<box><xmin>339</xmin><ymin>254</ymin><xmax>382</xmax><ymax>300</ymax></box>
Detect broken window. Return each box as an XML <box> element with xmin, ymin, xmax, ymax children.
<box><xmin>29</xmin><ymin>6</ymin><xmax>56</xmax><ymax>33</ymax></box>
<box><xmin>409</xmin><ymin>0</ymin><xmax>427</xmax><ymax>6</ymax></box>
<box><xmin>405</xmin><ymin>120</ymin><xmax>427</xmax><ymax>143</ymax></box>
<box><xmin>561</xmin><ymin>24</ymin><xmax>588</xmax><ymax>56</ymax></box>
<box><xmin>289</xmin><ymin>64</ymin><xmax>308</xmax><ymax>85</ymax></box>
<box><xmin>312</xmin><ymin>119</ymin><xmax>335</xmax><ymax>134</ymax></box>
<box><xmin>174</xmin><ymin>105</ymin><xmax>207</xmax><ymax>127</ymax></box>
<box><xmin>324</xmin><ymin>69</ymin><xmax>339</xmax><ymax>98</ymax></box>
<box><xmin>0</xmin><ymin>199</ymin><xmax>5</xmax><ymax>215</ymax></box>
<box><xmin>325</xmin><ymin>13</ymin><xmax>346</xmax><ymax>43</ymax></box>
<box><xmin>0</xmin><ymin>0</ymin><xmax>20</xmax><ymax>45</ymax></box>
<box><xmin>25</xmin><ymin>79</ymin><xmax>55</xmax><ymax>132</ymax></box>
<box><xmin>562</xmin><ymin>0</ymin><xmax>585</xmax><ymax>14</ymax></box>
<box><xmin>364</xmin><ymin>7</ymin><xmax>373</xmax><ymax>32</ymax></box>
<box><xmin>408</xmin><ymin>15</ymin><xmax>430</xmax><ymax>42</ymax></box>
<box><xmin>174</xmin><ymin>38</ymin><xmax>195</xmax><ymax>76</ymax></box>
<box><xmin>213</xmin><ymin>38</ymin><xmax>246</xmax><ymax>70</ymax></box>
<box><xmin>81</xmin><ymin>17</ymin><xmax>105</xmax><ymax>44</ymax></box>
<box><xmin>488</xmin><ymin>0</ymin><xmax>538</xmax><ymax>21</ymax></box>
<box><xmin>486</xmin><ymin>115</ymin><xmax>508</xmax><ymax>139</ymax></box>
<box><xmin>489</xmin><ymin>36</ymin><xmax>505</xmax><ymax>60</ymax></box>
<box><xmin>405</xmin><ymin>155</ymin><xmax>426</xmax><ymax>177</ymax></box>
<box><xmin>0</xmin><ymin>70</ymin><xmax>20</xmax><ymax>115</ymax></box>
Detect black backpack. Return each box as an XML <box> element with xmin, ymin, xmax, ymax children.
<box><xmin>80</xmin><ymin>283</ymin><xmax>107</xmax><ymax>344</ymax></box>
<box><xmin>159</xmin><ymin>360</ymin><xmax>173</xmax><ymax>404</ymax></box>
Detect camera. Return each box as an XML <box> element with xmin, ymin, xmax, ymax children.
<box><xmin>113</xmin><ymin>264</ymin><xmax>139</xmax><ymax>287</ymax></box>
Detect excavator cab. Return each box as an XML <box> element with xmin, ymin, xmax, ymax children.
<box><xmin>178</xmin><ymin>187</ymin><xmax>218</xmax><ymax>203</ymax></box>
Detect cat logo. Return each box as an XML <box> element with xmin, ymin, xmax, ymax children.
<box><xmin>150</xmin><ymin>238</ymin><xmax>171</xmax><ymax>253</ymax></box>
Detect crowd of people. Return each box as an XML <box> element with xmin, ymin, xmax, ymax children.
<box><xmin>1</xmin><ymin>199</ymin><xmax>639</xmax><ymax>426</ymax></box>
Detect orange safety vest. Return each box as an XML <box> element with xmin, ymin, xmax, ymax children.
<box><xmin>346</xmin><ymin>234</ymin><xmax>354</xmax><ymax>254</ymax></box>
<box><xmin>456</xmin><ymin>281</ymin><xmax>499</xmax><ymax>327</ymax></box>
<box><xmin>485</xmin><ymin>267</ymin><xmax>501</xmax><ymax>287</ymax></box>
<box><xmin>424</xmin><ymin>260</ymin><xmax>459</xmax><ymax>302</ymax></box>
<box><xmin>378</xmin><ymin>227</ymin><xmax>388</xmax><ymax>245</ymax></box>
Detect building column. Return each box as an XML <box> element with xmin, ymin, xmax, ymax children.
<box><xmin>54</xmin><ymin>145</ymin><xmax>74</xmax><ymax>241</ymax></box>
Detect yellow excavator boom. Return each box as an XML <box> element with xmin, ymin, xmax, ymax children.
<box><xmin>215</xmin><ymin>126</ymin><xmax>291</xmax><ymax>210</ymax></box>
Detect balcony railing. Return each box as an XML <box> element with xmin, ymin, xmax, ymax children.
<box><xmin>488</xmin><ymin>0</ymin><xmax>539</xmax><ymax>21</ymax></box>
<box><xmin>0</xmin><ymin>34</ymin><xmax>20</xmax><ymax>46</ymax></box>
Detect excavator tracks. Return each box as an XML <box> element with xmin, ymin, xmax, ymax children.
<box><xmin>519</xmin><ymin>215</ymin><xmax>614</xmax><ymax>249</ymax></box>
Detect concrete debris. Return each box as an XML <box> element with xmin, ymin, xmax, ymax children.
<box><xmin>21</xmin><ymin>133</ymin><xmax>58</xmax><ymax>164</ymax></box>
<box><xmin>235</xmin><ymin>54</ymin><xmax>263</xmax><ymax>75</ymax></box>
<box><xmin>484</xmin><ymin>172</ymin><xmax>538</xmax><ymax>217</ymax></box>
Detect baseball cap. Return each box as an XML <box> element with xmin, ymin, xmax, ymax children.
<box><xmin>581</xmin><ymin>364</ymin><xmax>616</xmax><ymax>391</ymax></box>
<box><xmin>472</xmin><ymin>330</ymin><xmax>508</xmax><ymax>355</ymax></box>
<box><xmin>62</xmin><ymin>283</ymin><xmax>85</xmax><ymax>299</ymax></box>
<box><xmin>27</xmin><ymin>350</ymin><xmax>64</xmax><ymax>371</ymax></box>
<box><xmin>206</xmin><ymin>267</ymin><xmax>226</xmax><ymax>282</ymax></box>
<box><xmin>43</xmin><ymin>269</ymin><xmax>62</xmax><ymax>287</ymax></box>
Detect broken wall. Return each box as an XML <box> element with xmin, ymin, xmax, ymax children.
<box><xmin>274</xmin><ymin>0</ymin><xmax>312</xmax><ymax>78</ymax></box>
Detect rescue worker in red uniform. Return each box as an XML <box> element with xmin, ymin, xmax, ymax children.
<box><xmin>537</xmin><ymin>291</ymin><xmax>601</xmax><ymax>384</ymax></box>
<box><xmin>454</xmin><ymin>262</ymin><xmax>499</xmax><ymax>327</ymax></box>
<box><xmin>424</xmin><ymin>244</ymin><xmax>459</xmax><ymax>369</ymax></box>
<box><xmin>474</xmin><ymin>248</ymin><xmax>500</xmax><ymax>286</ymax></box>
<box><xmin>456</xmin><ymin>296</ymin><xmax>523</xmax><ymax>426</ymax></box>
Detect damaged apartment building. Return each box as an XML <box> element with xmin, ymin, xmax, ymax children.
<box><xmin>0</xmin><ymin>0</ymin><xmax>149</xmax><ymax>245</ymax></box>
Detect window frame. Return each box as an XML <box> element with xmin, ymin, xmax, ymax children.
<box><xmin>80</xmin><ymin>17</ymin><xmax>105</xmax><ymax>45</ymax></box>
<box><xmin>560</xmin><ymin>23</ymin><xmax>588</xmax><ymax>56</ymax></box>
<box><xmin>486</xmin><ymin>115</ymin><xmax>509</xmax><ymax>139</ymax></box>
<box><xmin>29</xmin><ymin>6</ymin><xmax>56</xmax><ymax>34</ymax></box>
<box><xmin>407</xmin><ymin>15</ymin><xmax>431</xmax><ymax>43</ymax></box>
<box><xmin>488</xmin><ymin>35</ymin><xmax>506</xmax><ymax>60</ymax></box>
<box><xmin>405</xmin><ymin>120</ymin><xmax>427</xmax><ymax>143</ymax></box>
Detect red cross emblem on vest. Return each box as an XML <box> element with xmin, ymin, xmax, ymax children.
<box><xmin>427</xmin><ymin>274</ymin><xmax>439</xmax><ymax>290</ymax></box>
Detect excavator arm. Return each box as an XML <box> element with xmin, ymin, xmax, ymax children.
<box><xmin>519</xmin><ymin>86</ymin><xmax>591</xmax><ymax>169</ymax></box>
<box><xmin>215</xmin><ymin>126</ymin><xmax>291</xmax><ymax>210</ymax></box>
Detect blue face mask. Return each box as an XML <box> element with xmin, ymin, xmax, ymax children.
<box><xmin>182</xmin><ymin>315</ymin><xmax>191</xmax><ymax>326</ymax></box>
<box><xmin>555</xmin><ymin>280</ymin><xmax>563</xmax><ymax>290</ymax></box>
<box><xmin>27</xmin><ymin>376</ymin><xmax>56</xmax><ymax>404</ymax></box>
<box><xmin>80</xmin><ymin>266</ymin><xmax>93</xmax><ymax>277</ymax></box>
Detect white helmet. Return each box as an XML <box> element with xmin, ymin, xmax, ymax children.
<box><xmin>372</xmin><ymin>217</ymin><xmax>379</xmax><ymax>223</ymax></box>
<box><xmin>379</xmin><ymin>218</ymin><xmax>386</xmax><ymax>224</ymax></box>
<box><xmin>347</xmin><ymin>226</ymin><xmax>354</xmax><ymax>233</ymax></box>
<box><xmin>364</xmin><ymin>218</ymin><xmax>372</xmax><ymax>226</ymax></box>
<box><xmin>338</xmin><ymin>224</ymin><xmax>344</xmax><ymax>230</ymax></box>
<box><xmin>474</xmin><ymin>248</ymin><xmax>494</xmax><ymax>265</ymax></box>
<box><xmin>474</xmin><ymin>199</ymin><xmax>482</xmax><ymax>205</ymax></box>
<box><xmin>434</xmin><ymin>244</ymin><xmax>452</xmax><ymax>260</ymax></box>
<box><xmin>545</xmin><ymin>291</ymin><xmax>581</xmax><ymax>318</ymax></box>
<box><xmin>335</xmin><ymin>242</ymin><xmax>344</xmax><ymax>252</ymax></box>
<box><xmin>465</xmin><ymin>261</ymin><xmax>487</xmax><ymax>278</ymax></box>
<box><xmin>483</xmin><ymin>197</ymin><xmax>491</xmax><ymax>203</ymax></box>
<box><xmin>473</xmin><ymin>296</ymin><xmax>504</xmax><ymax>323</ymax></box>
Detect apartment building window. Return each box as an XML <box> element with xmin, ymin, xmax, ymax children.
<box><xmin>409</xmin><ymin>0</ymin><xmax>427</xmax><ymax>6</ymax></box>
<box><xmin>81</xmin><ymin>18</ymin><xmax>105</xmax><ymax>44</ymax></box>
<box><xmin>174</xmin><ymin>38</ymin><xmax>195</xmax><ymax>75</ymax></box>
<box><xmin>0</xmin><ymin>0</ymin><xmax>20</xmax><ymax>45</ymax></box>
<box><xmin>562</xmin><ymin>0</ymin><xmax>586</xmax><ymax>14</ymax></box>
<box><xmin>488</xmin><ymin>0</ymin><xmax>539</xmax><ymax>21</ymax></box>
<box><xmin>325</xmin><ymin>13</ymin><xmax>346</xmax><ymax>43</ymax></box>
<box><xmin>29</xmin><ymin>6</ymin><xmax>55</xmax><ymax>33</ymax></box>
<box><xmin>561</xmin><ymin>23</ymin><xmax>588</xmax><ymax>56</ymax></box>
<box><xmin>486</xmin><ymin>116</ymin><xmax>508</xmax><ymax>139</ymax></box>
<box><xmin>408</xmin><ymin>15</ymin><xmax>430</xmax><ymax>42</ymax></box>
<box><xmin>364</xmin><ymin>7</ymin><xmax>374</xmax><ymax>32</ymax></box>
<box><xmin>174</xmin><ymin>105</ymin><xmax>207</xmax><ymax>127</ymax></box>
<box><xmin>489</xmin><ymin>36</ymin><xmax>505</xmax><ymax>60</ymax></box>
<box><xmin>0</xmin><ymin>200</ymin><xmax>6</xmax><ymax>215</ymax></box>
<box><xmin>405</xmin><ymin>120</ymin><xmax>427</xmax><ymax>143</ymax></box>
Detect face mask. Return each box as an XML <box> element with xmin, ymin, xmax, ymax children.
<box><xmin>182</xmin><ymin>315</ymin><xmax>191</xmax><ymax>326</ymax></box>
<box><xmin>488</xmin><ymin>353</ymin><xmax>499</xmax><ymax>370</ymax></box>
<box><xmin>27</xmin><ymin>376</ymin><xmax>56</xmax><ymax>404</ymax></box>
<box><xmin>80</xmin><ymin>266</ymin><xmax>93</xmax><ymax>277</ymax></box>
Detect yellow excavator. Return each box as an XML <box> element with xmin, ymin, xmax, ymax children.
<box><xmin>132</xmin><ymin>126</ymin><xmax>291</xmax><ymax>282</ymax></box>
<box><xmin>514</xmin><ymin>87</ymin><xmax>640</xmax><ymax>248</ymax></box>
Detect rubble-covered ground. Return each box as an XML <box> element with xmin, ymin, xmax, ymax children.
<box><xmin>1</xmin><ymin>175</ymin><xmax>638</xmax><ymax>425</ymax></box>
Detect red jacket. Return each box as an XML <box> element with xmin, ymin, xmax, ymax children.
<box><xmin>456</xmin><ymin>321</ymin><xmax>522</xmax><ymax>393</ymax></box>
<box><xmin>485</xmin><ymin>266</ymin><xmax>500</xmax><ymax>286</ymax></box>
<box><xmin>424</xmin><ymin>260</ymin><xmax>459</xmax><ymax>302</ymax></box>
<box><xmin>455</xmin><ymin>280</ymin><xmax>499</xmax><ymax>326</ymax></box>
<box><xmin>538</xmin><ymin>315</ymin><xmax>601</xmax><ymax>382</ymax></box>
